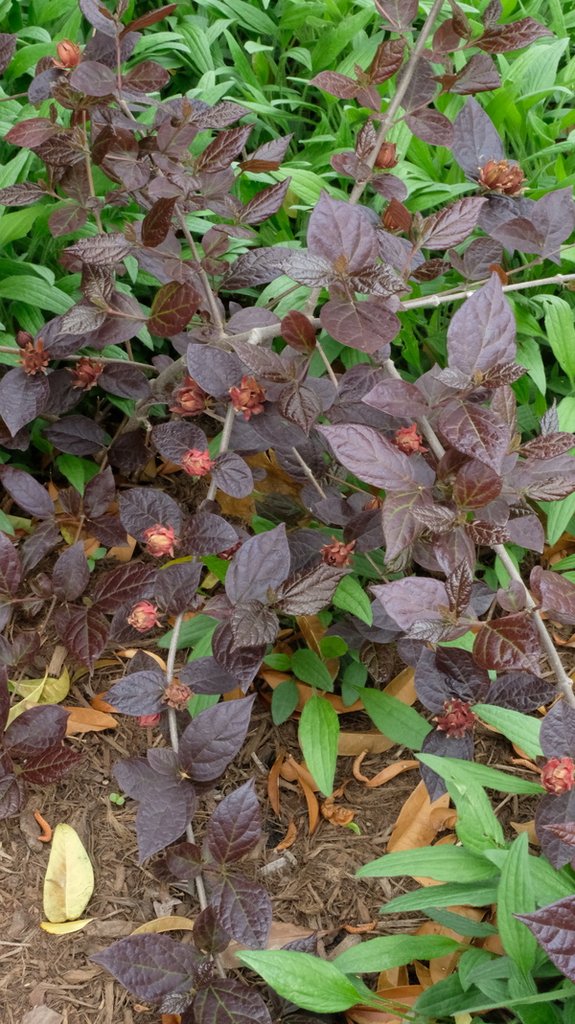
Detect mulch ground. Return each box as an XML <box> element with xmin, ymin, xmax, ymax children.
<box><xmin>0</xmin><ymin>688</ymin><xmax>541</xmax><ymax>1024</ymax></box>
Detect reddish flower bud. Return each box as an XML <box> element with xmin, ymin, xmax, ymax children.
<box><xmin>541</xmin><ymin>757</ymin><xmax>575</xmax><ymax>795</ymax></box>
<box><xmin>434</xmin><ymin>699</ymin><xmax>476</xmax><ymax>738</ymax></box>
<box><xmin>54</xmin><ymin>39</ymin><xmax>82</xmax><ymax>69</ymax></box>
<box><xmin>393</xmin><ymin>424</ymin><xmax>428</xmax><ymax>455</ymax></box>
<box><xmin>70</xmin><ymin>357</ymin><xmax>104</xmax><ymax>390</ymax></box>
<box><xmin>374</xmin><ymin>142</ymin><xmax>398</xmax><ymax>170</ymax></box>
<box><xmin>169</xmin><ymin>375</ymin><xmax>208</xmax><ymax>416</ymax></box>
<box><xmin>477</xmin><ymin>159</ymin><xmax>525</xmax><ymax>196</ymax></box>
<box><xmin>138</xmin><ymin>713</ymin><xmax>161</xmax><ymax>728</ymax></box>
<box><xmin>141</xmin><ymin>523</ymin><xmax>177</xmax><ymax>558</ymax></box>
<box><xmin>127</xmin><ymin>600</ymin><xmax>161</xmax><ymax>632</ymax></box>
<box><xmin>321</xmin><ymin>537</ymin><xmax>356</xmax><ymax>567</ymax></box>
<box><xmin>181</xmin><ymin>448</ymin><xmax>214</xmax><ymax>477</ymax></box>
<box><xmin>229</xmin><ymin>376</ymin><xmax>266</xmax><ymax>421</ymax></box>
<box><xmin>163</xmin><ymin>681</ymin><xmax>193</xmax><ymax>710</ymax></box>
<box><xmin>15</xmin><ymin>330</ymin><xmax>34</xmax><ymax>350</ymax></box>
<box><xmin>19</xmin><ymin>337</ymin><xmax>49</xmax><ymax>376</ymax></box>
<box><xmin>382</xmin><ymin>199</ymin><xmax>412</xmax><ymax>234</ymax></box>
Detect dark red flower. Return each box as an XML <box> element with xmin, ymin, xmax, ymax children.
<box><xmin>229</xmin><ymin>376</ymin><xmax>266</xmax><ymax>420</ymax></box>
<box><xmin>53</xmin><ymin>39</ymin><xmax>82</xmax><ymax>69</ymax></box>
<box><xmin>434</xmin><ymin>699</ymin><xmax>477</xmax><ymax>739</ymax></box>
<box><xmin>141</xmin><ymin>524</ymin><xmax>177</xmax><ymax>558</ymax></box>
<box><xmin>163</xmin><ymin>681</ymin><xmax>192</xmax><ymax>710</ymax></box>
<box><xmin>541</xmin><ymin>757</ymin><xmax>575</xmax><ymax>795</ymax></box>
<box><xmin>393</xmin><ymin>423</ymin><xmax>428</xmax><ymax>455</ymax></box>
<box><xmin>181</xmin><ymin>448</ymin><xmax>214</xmax><ymax>477</ymax></box>
<box><xmin>169</xmin><ymin>375</ymin><xmax>208</xmax><ymax>416</ymax></box>
<box><xmin>70</xmin><ymin>357</ymin><xmax>104</xmax><ymax>390</ymax></box>
<box><xmin>127</xmin><ymin>601</ymin><xmax>161</xmax><ymax>632</ymax></box>
<box><xmin>321</xmin><ymin>537</ymin><xmax>356</xmax><ymax>567</ymax></box>
<box><xmin>19</xmin><ymin>337</ymin><xmax>49</xmax><ymax>376</ymax></box>
<box><xmin>477</xmin><ymin>159</ymin><xmax>525</xmax><ymax>196</ymax></box>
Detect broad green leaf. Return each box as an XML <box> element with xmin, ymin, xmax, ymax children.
<box><xmin>474</xmin><ymin>705</ymin><xmax>543</xmax><ymax>760</ymax></box>
<box><xmin>159</xmin><ymin>615</ymin><xmax>218</xmax><ymax>650</ymax></box>
<box><xmin>360</xmin><ymin>687</ymin><xmax>431</xmax><ymax>750</ymax></box>
<box><xmin>334</xmin><ymin>934</ymin><xmax>461</xmax><ymax>974</ymax></box>
<box><xmin>187</xmin><ymin>693</ymin><xmax>219</xmax><ymax>717</ymax></box>
<box><xmin>332</xmin><ymin>576</ymin><xmax>372</xmax><ymax>625</ymax></box>
<box><xmin>541</xmin><ymin>296</ymin><xmax>575</xmax><ymax>383</ymax></box>
<box><xmin>0</xmin><ymin>276</ymin><xmax>73</xmax><ymax>314</ymax></box>
<box><xmin>357</xmin><ymin>845</ymin><xmax>497</xmax><ymax>883</ymax></box>
<box><xmin>381</xmin><ymin>879</ymin><xmax>500</xmax><ymax>915</ymax></box>
<box><xmin>291</xmin><ymin>648</ymin><xmax>333</xmax><ymax>691</ymax></box>
<box><xmin>271</xmin><ymin>679</ymin><xmax>299</xmax><ymax>725</ymax></box>
<box><xmin>263</xmin><ymin>653</ymin><xmax>292</xmax><ymax>671</ymax></box>
<box><xmin>425</xmin><ymin>908</ymin><xmax>497</xmax><ymax>938</ymax></box>
<box><xmin>543</xmin><ymin>492</ymin><xmax>575</xmax><ymax>546</ymax></box>
<box><xmin>449</xmin><ymin>780</ymin><xmax>506</xmax><ymax>854</ymax></box>
<box><xmin>43</xmin><ymin>824</ymin><xmax>94</xmax><ymax>923</ymax></box>
<box><xmin>417</xmin><ymin>754</ymin><xmax>544</xmax><ymax>795</ymax></box>
<box><xmin>0</xmin><ymin>207</ymin><xmax>41</xmax><ymax>246</ymax></box>
<box><xmin>528</xmin><ymin>854</ymin><xmax>575</xmax><ymax>906</ymax></box>
<box><xmin>236</xmin><ymin>950</ymin><xmax>369</xmax><ymax>1012</ymax></box>
<box><xmin>298</xmin><ymin>695</ymin><xmax>338</xmax><ymax>796</ymax></box>
<box><xmin>517</xmin><ymin>336</ymin><xmax>546</xmax><ymax>394</ymax></box>
<box><xmin>497</xmin><ymin>833</ymin><xmax>537</xmax><ymax>973</ymax></box>
<box><xmin>56</xmin><ymin>455</ymin><xmax>100</xmax><ymax>495</ymax></box>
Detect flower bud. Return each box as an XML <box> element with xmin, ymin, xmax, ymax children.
<box><xmin>70</xmin><ymin>357</ymin><xmax>104</xmax><ymax>390</ymax></box>
<box><xmin>229</xmin><ymin>376</ymin><xmax>266</xmax><ymax>421</ymax></box>
<box><xmin>54</xmin><ymin>40</ymin><xmax>82</xmax><ymax>69</ymax></box>
<box><xmin>163</xmin><ymin>681</ymin><xmax>193</xmax><ymax>710</ymax></box>
<box><xmin>393</xmin><ymin>424</ymin><xmax>428</xmax><ymax>455</ymax></box>
<box><xmin>141</xmin><ymin>523</ymin><xmax>177</xmax><ymax>558</ymax></box>
<box><xmin>15</xmin><ymin>330</ymin><xmax>34</xmax><ymax>350</ymax></box>
<box><xmin>181</xmin><ymin>448</ymin><xmax>214</xmax><ymax>477</ymax></box>
<box><xmin>19</xmin><ymin>338</ymin><xmax>49</xmax><ymax>376</ymax></box>
<box><xmin>321</xmin><ymin>537</ymin><xmax>356</xmax><ymax>567</ymax></box>
<box><xmin>434</xmin><ymin>699</ymin><xmax>476</xmax><ymax>738</ymax></box>
<box><xmin>541</xmin><ymin>757</ymin><xmax>575</xmax><ymax>795</ymax></box>
<box><xmin>169</xmin><ymin>375</ymin><xmax>207</xmax><ymax>416</ymax></box>
<box><xmin>127</xmin><ymin>600</ymin><xmax>161</xmax><ymax>632</ymax></box>
<box><xmin>374</xmin><ymin>142</ymin><xmax>398</xmax><ymax>170</ymax></box>
<box><xmin>477</xmin><ymin>159</ymin><xmax>525</xmax><ymax>196</ymax></box>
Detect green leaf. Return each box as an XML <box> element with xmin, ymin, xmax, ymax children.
<box><xmin>158</xmin><ymin>615</ymin><xmax>218</xmax><ymax>650</ymax></box>
<box><xmin>201</xmin><ymin>556</ymin><xmax>229</xmax><ymax>582</ymax></box>
<box><xmin>0</xmin><ymin>207</ymin><xmax>41</xmax><ymax>246</ymax></box>
<box><xmin>474</xmin><ymin>705</ymin><xmax>543</xmax><ymax>760</ymax></box>
<box><xmin>543</xmin><ymin>492</ymin><xmax>575</xmax><ymax>547</ymax></box>
<box><xmin>271</xmin><ymin>679</ymin><xmax>299</xmax><ymax>725</ymax></box>
<box><xmin>541</xmin><ymin>296</ymin><xmax>575</xmax><ymax>384</ymax></box>
<box><xmin>357</xmin><ymin>845</ymin><xmax>497</xmax><ymax>883</ymax></box>
<box><xmin>360</xmin><ymin>687</ymin><xmax>431</xmax><ymax>751</ymax></box>
<box><xmin>528</xmin><ymin>854</ymin><xmax>575</xmax><ymax>906</ymax></box>
<box><xmin>56</xmin><ymin>455</ymin><xmax>100</xmax><ymax>495</ymax></box>
<box><xmin>417</xmin><ymin>754</ymin><xmax>544</xmax><ymax>795</ymax></box>
<box><xmin>291</xmin><ymin>648</ymin><xmax>333</xmax><ymax>692</ymax></box>
<box><xmin>425</xmin><ymin>908</ymin><xmax>497</xmax><ymax>938</ymax></box>
<box><xmin>0</xmin><ymin>276</ymin><xmax>73</xmax><ymax>314</ymax></box>
<box><xmin>298</xmin><ymin>695</ymin><xmax>338</xmax><ymax>797</ymax></box>
<box><xmin>381</xmin><ymin>879</ymin><xmax>500</xmax><ymax>915</ymax></box>
<box><xmin>497</xmin><ymin>833</ymin><xmax>537</xmax><ymax>973</ymax></box>
<box><xmin>319</xmin><ymin>635</ymin><xmax>348</xmax><ymax>658</ymax></box>
<box><xmin>263</xmin><ymin>653</ymin><xmax>292</xmax><ymax>671</ymax></box>
<box><xmin>332</xmin><ymin>576</ymin><xmax>372</xmax><ymax>625</ymax></box>
<box><xmin>449</xmin><ymin>779</ymin><xmax>505</xmax><ymax>853</ymax></box>
<box><xmin>187</xmin><ymin>693</ymin><xmax>219</xmax><ymax>717</ymax></box>
<box><xmin>517</xmin><ymin>336</ymin><xmax>546</xmax><ymax>394</ymax></box>
<box><xmin>334</xmin><ymin>934</ymin><xmax>461</xmax><ymax>974</ymax></box>
<box><xmin>236</xmin><ymin>950</ymin><xmax>369</xmax><ymax>1013</ymax></box>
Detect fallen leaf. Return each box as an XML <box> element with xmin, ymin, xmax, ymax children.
<box><xmin>387</xmin><ymin>781</ymin><xmax>451</xmax><ymax>856</ymax></box>
<box><xmin>343</xmin><ymin>921</ymin><xmax>376</xmax><ymax>934</ymax></box>
<box><xmin>6</xmin><ymin>680</ymin><xmax>46</xmax><ymax>726</ymax></box>
<box><xmin>286</xmin><ymin>758</ymin><xmax>320</xmax><ymax>834</ymax></box>
<box><xmin>353</xmin><ymin>755</ymin><xmax>419</xmax><ymax>787</ymax></box>
<box><xmin>131</xmin><ymin>916</ymin><xmax>195</xmax><ymax>935</ymax></box>
<box><xmin>43</xmin><ymin>823</ymin><xmax>94</xmax><ymax>923</ymax></box>
<box><xmin>346</xmin><ymin>985</ymin><xmax>424</xmax><ymax>1024</ymax></box>
<box><xmin>321</xmin><ymin>797</ymin><xmax>355</xmax><ymax>826</ymax></box>
<box><xmin>415</xmin><ymin>910</ymin><xmax>480</xmax><ymax>984</ymax></box>
<box><xmin>11</xmin><ymin>668</ymin><xmax>70</xmax><ymax>706</ymax></box>
<box><xmin>260</xmin><ymin>669</ymin><xmax>363</xmax><ymax>716</ymax></box>
<box><xmin>108</xmin><ymin>535</ymin><xmax>137</xmax><ymax>562</ymax></box>
<box><xmin>338</xmin><ymin>730</ymin><xmax>396</xmax><ymax>755</ymax></box>
<box><xmin>22</xmin><ymin>1007</ymin><xmax>64</xmax><ymax>1024</ymax></box>
<box><xmin>118</xmin><ymin>648</ymin><xmax>167</xmax><ymax>670</ymax></box>
<box><xmin>276</xmin><ymin>819</ymin><xmax>297</xmax><ymax>850</ymax></box>
<box><xmin>510</xmin><ymin>819</ymin><xmax>538</xmax><ymax>844</ymax></box>
<box><xmin>377</xmin><ymin>966</ymin><xmax>408</xmax><ymax>990</ymax></box>
<box><xmin>64</xmin><ymin>707</ymin><xmax>117</xmax><ymax>734</ymax></box>
<box><xmin>383</xmin><ymin>666</ymin><xmax>416</xmax><ymax>702</ymax></box>
<box><xmin>161</xmin><ymin>1015</ymin><xmax>181</xmax><ymax>1024</ymax></box>
<box><xmin>90</xmin><ymin>692</ymin><xmax>118</xmax><ymax>713</ymax></box>
<box><xmin>40</xmin><ymin>919</ymin><xmax>93</xmax><ymax>934</ymax></box>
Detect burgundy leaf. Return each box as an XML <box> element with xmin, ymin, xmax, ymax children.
<box><xmin>79</xmin><ymin>0</ymin><xmax>117</xmax><ymax>36</ymax></box>
<box><xmin>448</xmin><ymin>53</ymin><xmax>501</xmax><ymax>94</ymax></box>
<box><xmin>473</xmin><ymin>613</ymin><xmax>541</xmax><ymax>673</ymax></box>
<box><xmin>371</xmin><ymin>578</ymin><xmax>449</xmax><ymax>631</ymax></box>
<box><xmin>405</xmin><ymin>109</ymin><xmax>454</xmax><ymax>148</ymax></box>
<box><xmin>54</xmin><ymin>605</ymin><xmax>109</xmax><ymax>671</ymax></box>
<box><xmin>0</xmin><ymin>532</ymin><xmax>21</xmax><ymax>598</ymax></box>
<box><xmin>421</xmin><ymin>198</ymin><xmax>487</xmax><ymax>250</ymax></box>
<box><xmin>447</xmin><ymin>274</ymin><xmax>516</xmax><ymax>375</ymax></box>
<box><xmin>212</xmin><ymin>453</ymin><xmax>254</xmax><ymax>499</ymax></box>
<box><xmin>124</xmin><ymin>3</ymin><xmax>177</xmax><ymax>33</ymax></box>
<box><xmin>193</xmin><ymin>980</ymin><xmax>272</xmax><ymax>1024</ymax></box>
<box><xmin>242</xmin><ymin>178</ymin><xmax>291</xmax><ymax>225</ymax></box>
<box><xmin>208</xmin><ymin>873</ymin><xmax>272</xmax><ymax>948</ymax></box>
<box><xmin>521</xmin><ymin>433</ymin><xmax>575</xmax><ymax>460</ymax></box>
<box><xmin>362</xmin><ymin>379</ymin><xmax>428</xmax><ymax>419</ymax></box>
<box><xmin>179</xmin><ymin>656</ymin><xmax>240</xmax><ymax>696</ymax></box>
<box><xmin>20</xmin><ymin>743</ymin><xmax>83</xmax><ymax>784</ymax></box>
<box><xmin>420</xmin><ymin>730</ymin><xmax>475</xmax><ymax>801</ymax></box>
<box><xmin>114</xmin><ymin>756</ymin><xmax>196</xmax><ymax>861</ymax></box>
<box><xmin>240</xmin><ymin>134</ymin><xmax>293</xmax><ymax>173</ymax></box>
<box><xmin>438</xmin><ymin>401</ymin><xmax>511</xmax><ymax>473</ymax></box>
<box><xmin>206</xmin><ymin>779</ymin><xmax>261</xmax><ymax>863</ymax></box>
<box><xmin>530</xmin><ymin>567</ymin><xmax>575</xmax><ymax>626</ymax></box>
<box><xmin>453</xmin><ymin>459</ymin><xmax>502</xmax><ymax>509</ymax></box>
<box><xmin>107</xmin><ymin>669</ymin><xmax>166</xmax><ymax>715</ymax></box>
<box><xmin>374</xmin><ymin>0</ymin><xmax>418</xmax><ymax>31</ymax></box>
<box><xmin>151</xmin><ymin>421</ymin><xmax>208</xmax><ymax>465</ymax></box>
<box><xmin>5</xmin><ymin>118</ymin><xmax>59</xmax><ymax>149</ymax></box>
<box><xmin>196</xmin><ymin>125</ymin><xmax>253</xmax><ymax>172</ymax></box>
<box><xmin>166</xmin><ymin>841</ymin><xmax>203</xmax><ymax>880</ymax></box>
<box><xmin>178</xmin><ymin>695</ymin><xmax>256</xmax><ymax>782</ymax></box>
<box><xmin>186</xmin><ymin>344</ymin><xmax>243</xmax><ymax>398</ymax></box>
<box><xmin>278</xmin><ymin>383</ymin><xmax>321</xmax><ymax>434</ymax></box>
<box><xmin>486</xmin><ymin>672</ymin><xmax>555</xmax><ymax>711</ymax></box>
<box><xmin>91</xmin><ymin>934</ymin><xmax>202</xmax><ymax>1002</ymax></box>
<box><xmin>184</xmin><ymin>510</ymin><xmax>238</xmax><ymax>556</ymax></box>
<box><xmin>540</xmin><ymin>700</ymin><xmax>575</xmax><ymax>760</ymax></box>
<box><xmin>100</xmin><ymin>364</ymin><xmax>151</xmax><ymax>400</ymax></box>
<box><xmin>446</xmin><ymin>560</ymin><xmax>473</xmax><ymax>616</ymax></box>
<box><xmin>155</xmin><ymin>562</ymin><xmax>202</xmax><ymax>615</ymax></box>
<box><xmin>452</xmin><ymin>98</ymin><xmax>505</xmax><ymax>179</ymax></box>
<box><xmin>119</xmin><ymin>487</ymin><xmax>182</xmax><ymax>539</ymax></box>
<box><xmin>274</xmin><ymin>562</ymin><xmax>347</xmax><ymax>616</ymax></box>
<box><xmin>123</xmin><ymin>60</ymin><xmax>170</xmax><ymax>93</ymax></box>
<box><xmin>0</xmin><ymin>33</ymin><xmax>16</xmax><ymax>74</ymax></box>
<box><xmin>382</xmin><ymin>488</ymin><xmax>431</xmax><ymax>562</ymax></box>
<box><xmin>149</xmin><ymin>282</ymin><xmax>200</xmax><ymax>337</ymax></box>
<box><xmin>230</xmin><ymin>601</ymin><xmax>278</xmax><ymax>648</ymax></box>
<box><xmin>0</xmin><ymin>367</ymin><xmax>50</xmax><ymax>437</ymax></box>
<box><xmin>280</xmin><ymin>310</ymin><xmax>317</xmax><ymax>352</ymax></box>
<box><xmin>212</xmin><ymin>622</ymin><xmax>265</xmax><ymax>688</ymax></box>
<box><xmin>92</xmin><ymin>563</ymin><xmax>156</xmax><ymax>613</ymax></box>
<box><xmin>477</xmin><ymin>18</ymin><xmax>551</xmax><ymax>52</ymax></box>
<box><xmin>310</xmin><ymin>71</ymin><xmax>359</xmax><ymax>99</ymax></box>
<box><xmin>370</xmin><ymin>38</ymin><xmax>406</xmax><ymax>83</ymax></box>
<box><xmin>0</xmin><ymin>772</ymin><xmax>25</xmax><ymax>820</ymax></box>
<box><xmin>5</xmin><ymin>704</ymin><xmax>68</xmax><ymax>758</ymax></box>
<box><xmin>69</xmin><ymin>60</ymin><xmax>116</xmax><ymax>96</ymax></box>
<box><xmin>225</xmin><ymin>524</ymin><xmax>290</xmax><ymax>604</ymax></box>
<box><xmin>45</xmin><ymin>414</ymin><xmax>108</xmax><ymax>456</ymax></box>
<box><xmin>141</xmin><ymin>197</ymin><xmax>177</xmax><ymax>248</ymax></box>
<box><xmin>20</xmin><ymin>520</ymin><xmax>61</xmax><ymax>575</ymax></box>
<box><xmin>320</xmin><ymin>297</ymin><xmax>400</xmax><ymax>354</ymax></box>
<box><xmin>52</xmin><ymin>542</ymin><xmax>90</xmax><ymax>601</ymax></box>
<box><xmin>516</xmin><ymin>893</ymin><xmax>575</xmax><ymax>980</ymax></box>
<box><xmin>64</xmin><ymin>233</ymin><xmax>132</xmax><ymax>266</ymax></box>
<box><xmin>307</xmin><ymin>193</ymin><xmax>378</xmax><ymax>274</ymax></box>
<box><xmin>0</xmin><ymin>182</ymin><xmax>45</xmax><ymax>206</ymax></box>
<box><xmin>535</xmin><ymin>793</ymin><xmax>575</xmax><ymax>869</ymax></box>
<box><xmin>319</xmin><ymin>422</ymin><xmax>434</xmax><ymax>490</ymax></box>
<box><xmin>415</xmin><ymin>646</ymin><xmax>489</xmax><ymax>713</ymax></box>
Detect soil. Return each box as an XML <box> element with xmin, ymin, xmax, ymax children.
<box><xmin>0</xmin><ymin>681</ymin><xmax>543</xmax><ymax>1024</ymax></box>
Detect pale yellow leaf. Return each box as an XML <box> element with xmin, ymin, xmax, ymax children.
<box><xmin>6</xmin><ymin>680</ymin><xmax>45</xmax><ymax>726</ymax></box>
<box><xmin>40</xmin><ymin>918</ymin><xmax>93</xmax><ymax>934</ymax></box>
<box><xmin>131</xmin><ymin>916</ymin><xmax>195</xmax><ymax>935</ymax></box>
<box><xmin>11</xmin><ymin>667</ymin><xmax>70</xmax><ymax>705</ymax></box>
<box><xmin>43</xmin><ymin>824</ymin><xmax>94</xmax><ymax>923</ymax></box>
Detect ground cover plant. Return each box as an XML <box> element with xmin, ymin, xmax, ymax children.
<box><xmin>2</xmin><ymin>0</ymin><xmax>575</xmax><ymax>1021</ymax></box>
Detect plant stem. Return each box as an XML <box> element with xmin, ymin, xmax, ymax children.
<box><xmin>82</xmin><ymin>110</ymin><xmax>103</xmax><ymax>233</ymax></box>
<box><xmin>206</xmin><ymin>401</ymin><xmax>235</xmax><ymax>502</ymax></box>
<box><xmin>349</xmin><ymin>0</ymin><xmax>446</xmax><ymax>206</ymax></box>
<box><xmin>175</xmin><ymin>208</ymin><xmax>226</xmax><ymax>335</ymax></box>
<box><xmin>383</xmin><ymin>357</ymin><xmax>575</xmax><ymax>707</ymax></box>
<box><xmin>291</xmin><ymin>446</ymin><xmax>327</xmax><ymax>498</ymax></box>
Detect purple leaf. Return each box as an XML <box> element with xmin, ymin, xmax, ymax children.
<box><xmin>473</xmin><ymin>613</ymin><xmax>541</xmax><ymax>673</ymax></box>
<box><xmin>212</xmin><ymin>453</ymin><xmax>254</xmax><ymax>498</ymax></box>
<box><xmin>166</xmin><ymin>841</ymin><xmax>203</xmax><ymax>880</ymax></box>
<box><xmin>154</xmin><ymin>561</ymin><xmax>202</xmax><ymax>615</ymax></box>
<box><xmin>230</xmin><ymin>601</ymin><xmax>279</xmax><ymax>648</ymax></box>
<box><xmin>186</xmin><ymin>344</ymin><xmax>244</xmax><ymax>398</ymax></box>
<box><xmin>421</xmin><ymin>198</ymin><xmax>486</xmax><ymax>250</ymax></box>
<box><xmin>242</xmin><ymin>178</ymin><xmax>291</xmax><ymax>225</ymax></box>
<box><xmin>530</xmin><ymin>567</ymin><xmax>575</xmax><ymax>626</ymax></box>
<box><xmin>119</xmin><ymin>486</ymin><xmax>182</xmax><ymax>539</ymax></box>
<box><xmin>225</xmin><ymin>524</ymin><xmax>290</xmax><ymax>604</ymax></box>
<box><xmin>453</xmin><ymin>459</ymin><xmax>502</xmax><ymax>509</ymax></box>
<box><xmin>178</xmin><ymin>695</ymin><xmax>256</xmax><ymax>781</ymax></box>
<box><xmin>310</xmin><ymin>71</ymin><xmax>359</xmax><ymax>100</ymax></box>
<box><xmin>362</xmin><ymin>379</ymin><xmax>428</xmax><ymax>419</ymax></box>
<box><xmin>0</xmin><ymin>368</ymin><xmax>50</xmax><ymax>436</ymax></box>
<box><xmin>406</xmin><ymin>109</ymin><xmax>454</xmax><ymax>148</ymax></box>
<box><xmin>141</xmin><ymin>197</ymin><xmax>177</xmax><ymax>247</ymax></box>
<box><xmin>208</xmin><ymin>873</ymin><xmax>272</xmax><ymax>948</ymax></box>
<box><xmin>516</xmin><ymin>893</ymin><xmax>575</xmax><ymax>980</ymax></box>
<box><xmin>477</xmin><ymin>18</ymin><xmax>551</xmax><ymax>52</ymax></box>
<box><xmin>371</xmin><ymin>578</ymin><xmax>449</xmax><ymax>631</ymax></box>
<box><xmin>52</xmin><ymin>542</ymin><xmax>90</xmax><ymax>601</ymax></box>
<box><xmin>114</xmin><ymin>756</ymin><xmax>196</xmax><ymax>861</ymax></box>
<box><xmin>91</xmin><ymin>934</ymin><xmax>202</xmax><ymax>1002</ymax></box>
<box><xmin>192</xmin><ymin>980</ymin><xmax>272</xmax><ymax>1024</ymax></box>
<box><xmin>240</xmin><ymin>134</ymin><xmax>293</xmax><ymax>173</ymax></box>
<box><xmin>319</xmin><ymin>423</ymin><xmax>434</xmax><ymax>490</ymax></box>
<box><xmin>536</xmin><ymin>794</ymin><xmax>575</xmax><ymax>871</ymax></box>
<box><xmin>320</xmin><ymin>297</ymin><xmax>400</xmax><ymax>355</ymax></box>
<box><xmin>53</xmin><ymin>605</ymin><xmax>109</xmax><ymax>671</ymax></box>
<box><xmin>19</xmin><ymin>744</ymin><xmax>83</xmax><ymax>784</ymax></box>
<box><xmin>278</xmin><ymin>383</ymin><xmax>321</xmax><ymax>434</ymax></box>
<box><xmin>100</xmin><ymin>364</ymin><xmax>151</xmax><ymax>400</ymax></box>
<box><xmin>212</xmin><ymin>622</ymin><xmax>265</xmax><ymax>688</ymax></box>
<box><xmin>448</xmin><ymin>53</ymin><xmax>501</xmax><ymax>94</ymax></box>
<box><xmin>83</xmin><ymin>467</ymin><xmax>115</xmax><ymax>519</ymax></box>
<box><xmin>0</xmin><ymin>182</ymin><xmax>45</xmax><ymax>206</ymax></box>
<box><xmin>420</xmin><ymin>729</ymin><xmax>475</xmax><ymax>801</ymax></box>
<box><xmin>45</xmin><ymin>414</ymin><xmax>108</xmax><ymax>455</ymax></box>
<box><xmin>452</xmin><ymin>98</ymin><xmax>504</xmax><ymax>178</ymax></box>
<box><xmin>64</xmin><ymin>233</ymin><xmax>132</xmax><ymax>266</ymax></box>
<box><xmin>487</xmin><ymin>672</ymin><xmax>555</xmax><ymax>711</ymax></box>
<box><xmin>20</xmin><ymin>520</ymin><xmax>60</xmax><ymax>575</ymax></box>
<box><xmin>92</xmin><ymin>563</ymin><xmax>156</xmax><ymax>613</ymax></box>
<box><xmin>5</xmin><ymin>705</ymin><xmax>68</xmax><ymax>758</ymax></box>
<box><xmin>374</xmin><ymin>0</ymin><xmax>418</xmax><ymax>31</ymax></box>
<box><xmin>307</xmin><ymin>193</ymin><xmax>378</xmax><ymax>274</ymax></box>
<box><xmin>438</xmin><ymin>401</ymin><xmax>511</xmax><ymax>473</ymax></box>
<box><xmin>540</xmin><ymin>700</ymin><xmax>575</xmax><ymax>760</ymax></box>
<box><xmin>107</xmin><ymin>669</ymin><xmax>166</xmax><ymax>715</ymax></box>
<box><xmin>184</xmin><ymin>510</ymin><xmax>238</xmax><ymax>556</ymax></box>
<box><xmin>415</xmin><ymin>646</ymin><xmax>488</xmax><ymax>713</ymax></box>
<box><xmin>382</xmin><ymin>488</ymin><xmax>432</xmax><ymax>562</ymax></box>
<box><xmin>79</xmin><ymin>0</ymin><xmax>117</xmax><ymax>36</ymax></box>
<box><xmin>0</xmin><ymin>532</ymin><xmax>22</xmax><ymax>596</ymax></box>
<box><xmin>69</xmin><ymin>60</ymin><xmax>117</xmax><ymax>96</ymax></box>
<box><xmin>151</xmin><ymin>420</ymin><xmax>208</xmax><ymax>464</ymax></box>
<box><xmin>0</xmin><ymin>33</ymin><xmax>16</xmax><ymax>74</ymax></box>
<box><xmin>179</xmin><ymin>657</ymin><xmax>240</xmax><ymax>696</ymax></box>
<box><xmin>206</xmin><ymin>779</ymin><xmax>261</xmax><ymax>863</ymax></box>
<box><xmin>275</xmin><ymin>563</ymin><xmax>347</xmax><ymax>616</ymax></box>
<box><xmin>370</xmin><ymin>38</ymin><xmax>406</xmax><ymax>83</ymax></box>
<box><xmin>149</xmin><ymin>282</ymin><xmax>200</xmax><ymax>337</ymax></box>
<box><xmin>196</xmin><ymin>125</ymin><xmax>253</xmax><ymax>172</ymax></box>
<box><xmin>446</xmin><ymin>274</ymin><xmax>516</xmax><ymax>375</ymax></box>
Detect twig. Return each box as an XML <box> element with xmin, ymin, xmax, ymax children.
<box><xmin>82</xmin><ymin>110</ymin><xmax>103</xmax><ymax>233</ymax></box>
<box><xmin>383</xmin><ymin>357</ymin><xmax>575</xmax><ymax>708</ymax></box>
<box><xmin>175</xmin><ymin>208</ymin><xmax>226</xmax><ymax>335</ymax></box>
<box><xmin>291</xmin><ymin>447</ymin><xmax>327</xmax><ymax>498</ymax></box>
<box><xmin>315</xmin><ymin>338</ymin><xmax>339</xmax><ymax>388</ymax></box>
<box><xmin>349</xmin><ymin>0</ymin><xmax>446</xmax><ymax>206</ymax></box>
<box><xmin>0</xmin><ymin>348</ymin><xmax>155</xmax><ymax>371</ymax></box>
<box><xmin>206</xmin><ymin>401</ymin><xmax>236</xmax><ymax>502</ymax></box>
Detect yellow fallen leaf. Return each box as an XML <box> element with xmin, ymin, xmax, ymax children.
<box><xmin>40</xmin><ymin>919</ymin><xmax>93</xmax><ymax>934</ymax></box>
<box><xmin>131</xmin><ymin>916</ymin><xmax>195</xmax><ymax>935</ymax></box>
<box><xmin>43</xmin><ymin>824</ymin><xmax>94</xmax><ymax>923</ymax></box>
<box><xmin>6</xmin><ymin>680</ymin><xmax>45</xmax><ymax>726</ymax></box>
<box><xmin>11</xmin><ymin>667</ymin><xmax>70</xmax><ymax>705</ymax></box>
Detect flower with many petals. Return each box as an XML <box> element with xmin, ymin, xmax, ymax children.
<box><xmin>393</xmin><ymin>424</ymin><xmax>428</xmax><ymax>455</ymax></box>
<box><xmin>170</xmin><ymin>375</ymin><xmax>208</xmax><ymax>416</ymax></box>
<box><xmin>229</xmin><ymin>376</ymin><xmax>266</xmax><ymax>421</ymax></box>
<box><xmin>127</xmin><ymin>601</ymin><xmax>161</xmax><ymax>633</ymax></box>
<box><xmin>321</xmin><ymin>537</ymin><xmax>356</xmax><ymax>567</ymax></box>
<box><xmin>181</xmin><ymin>448</ymin><xmax>214</xmax><ymax>477</ymax></box>
<box><xmin>71</xmin><ymin>357</ymin><xmax>104</xmax><ymax>390</ymax></box>
<box><xmin>477</xmin><ymin>159</ymin><xmax>525</xmax><ymax>196</ymax></box>
<box><xmin>141</xmin><ymin>523</ymin><xmax>177</xmax><ymax>558</ymax></box>
<box><xmin>53</xmin><ymin>40</ymin><xmax>82</xmax><ymax>69</ymax></box>
<box><xmin>541</xmin><ymin>757</ymin><xmax>575</xmax><ymax>795</ymax></box>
